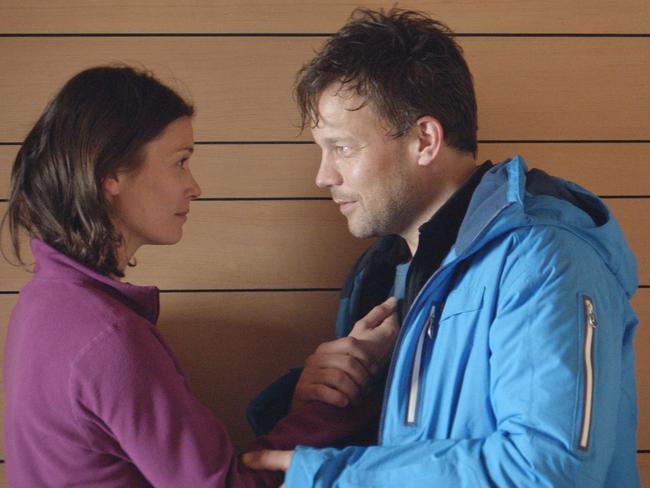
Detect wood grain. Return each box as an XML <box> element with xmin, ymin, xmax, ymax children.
<box><xmin>0</xmin><ymin>38</ymin><xmax>648</xmax><ymax>142</ymax></box>
<box><xmin>0</xmin><ymin>200</ymin><xmax>371</xmax><ymax>291</ymax></box>
<box><xmin>639</xmin><ymin>453</ymin><xmax>650</xmax><ymax>486</ymax></box>
<box><xmin>0</xmin><ymin>198</ymin><xmax>648</xmax><ymax>292</ymax></box>
<box><xmin>0</xmin><ymin>0</ymin><xmax>648</xmax><ymax>34</ymax></box>
<box><xmin>2</xmin><ymin>144</ymin><xmax>648</xmax><ymax>200</ymax></box>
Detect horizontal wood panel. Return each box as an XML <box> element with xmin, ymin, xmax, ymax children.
<box><xmin>0</xmin><ymin>199</ymin><xmax>648</xmax><ymax>291</ymax></box>
<box><xmin>0</xmin><ymin>1</ymin><xmax>648</xmax><ymax>34</ymax></box>
<box><xmin>0</xmin><ymin>144</ymin><xmax>327</xmax><ymax>200</ymax></box>
<box><xmin>157</xmin><ymin>291</ymin><xmax>339</xmax><ymax>449</ymax></box>
<box><xmin>2</xmin><ymin>144</ymin><xmax>648</xmax><ymax>200</ymax></box>
<box><xmin>0</xmin><ymin>200</ymin><xmax>645</xmax><ymax>291</ymax></box>
<box><xmin>640</xmin><ymin>454</ymin><xmax>650</xmax><ymax>485</ymax></box>
<box><xmin>0</xmin><ymin>289</ymin><xmax>648</xmax><ymax>456</ymax></box>
<box><xmin>0</xmin><ymin>38</ymin><xmax>648</xmax><ymax>142</ymax></box>
<box><xmin>0</xmin><ymin>200</ymin><xmax>371</xmax><ymax>291</ymax></box>
<box><xmin>606</xmin><ymin>200</ymin><xmax>650</xmax><ymax>286</ymax></box>
<box><xmin>478</xmin><ymin>144</ymin><xmax>650</xmax><ymax>196</ymax></box>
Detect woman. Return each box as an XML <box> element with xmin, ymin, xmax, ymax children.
<box><xmin>2</xmin><ymin>66</ymin><xmax>397</xmax><ymax>487</ymax></box>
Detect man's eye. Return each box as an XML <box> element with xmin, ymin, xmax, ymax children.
<box><xmin>336</xmin><ymin>146</ymin><xmax>352</xmax><ymax>156</ymax></box>
<box><xmin>177</xmin><ymin>158</ymin><xmax>188</xmax><ymax>169</ymax></box>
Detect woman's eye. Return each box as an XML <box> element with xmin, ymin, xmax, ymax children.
<box><xmin>177</xmin><ymin>158</ymin><xmax>188</xmax><ymax>169</ymax></box>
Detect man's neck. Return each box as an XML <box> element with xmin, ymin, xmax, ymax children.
<box><xmin>402</xmin><ymin>155</ymin><xmax>478</xmax><ymax>256</ymax></box>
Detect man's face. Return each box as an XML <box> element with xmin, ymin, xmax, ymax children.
<box><xmin>311</xmin><ymin>87</ymin><xmax>424</xmax><ymax>239</ymax></box>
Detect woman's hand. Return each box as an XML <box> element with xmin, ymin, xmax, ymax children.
<box><xmin>242</xmin><ymin>449</ymin><xmax>293</xmax><ymax>487</ymax></box>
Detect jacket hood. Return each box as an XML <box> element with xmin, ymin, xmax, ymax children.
<box><xmin>452</xmin><ymin>155</ymin><xmax>638</xmax><ymax>297</ymax></box>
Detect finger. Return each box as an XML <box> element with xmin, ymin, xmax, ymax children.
<box><xmin>372</xmin><ymin>312</ymin><xmax>400</xmax><ymax>338</ymax></box>
<box><xmin>314</xmin><ymin>337</ymin><xmax>374</xmax><ymax>367</ymax></box>
<box><xmin>315</xmin><ymin>368</ymin><xmax>364</xmax><ymax>402</ymax></box>
<box><xmin>241</xmin><ymin>450</ymin><xmax>293</xmax><ymax>472</ymax></box>
<box><xmin>304</xmin><ymin>353</ymin><xmax>372</xmax><ymax>386</ymax></box>
<box><xmin>353</xmin><ymin>297</ymin><xmax>398</xmax><ymax>331</ymax></box>
<box><xmin>291</xmin><ymin>381</ymin><xmax>350</xmax><ymax>410</ymax></box>
<box><xmin>298</xmin><ymin>383</ymin><xmax>350</xmax><ymax>407</ymax></box>
<box><xmin>298</xmin><ymin>368</ymin><xmax>364</xmax><ymax>405</ymax></box>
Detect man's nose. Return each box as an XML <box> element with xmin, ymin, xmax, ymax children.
<box><xmin>315</xmin><ymin>153</ymin><xmax>343</xmax><ymax>188</ymax></box>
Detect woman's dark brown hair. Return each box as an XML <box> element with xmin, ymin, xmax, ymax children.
<box><xmin>1</xmin><ymin>65</ymin><xmax>194</xmax><ymax>277</ymax></box>
<box><xmin>296</xmin><ymin>8</ymin><xmax>478</xmax><ymax>155</ymax></box>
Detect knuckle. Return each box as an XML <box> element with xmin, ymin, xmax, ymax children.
<box><xmin>345</xmin><ymin>336</ymin><xmax>360</xmax><ymax>349</ymax></box>
<box><xmin>332</xmin><ymin>369</ymin><xmax>347</xmax><ymax>384</ymax></box>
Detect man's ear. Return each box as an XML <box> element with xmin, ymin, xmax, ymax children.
<box><xmin>413</xmin><ymin>116</ymin><xmax>443</xmax><ymax>167</ymax></box>
<box><xmin>102</xmin><ymin>174</ymin><xmax>121</xmax><ymax>198</ymax></box>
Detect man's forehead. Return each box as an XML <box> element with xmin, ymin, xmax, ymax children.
<box><xmin>313</xmin><ymin>86</ymin><xmax>379</xmax><ymax>129</ymax></box>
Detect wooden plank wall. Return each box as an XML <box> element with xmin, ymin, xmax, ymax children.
<box><xmin>0</xmin><ymin>1</ymin><xmax>648</xmax><ymax>484</ymax></box>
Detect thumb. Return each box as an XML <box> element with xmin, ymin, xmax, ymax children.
<box><xmin>357</xmin><ymin>297</ymin><xmax>398</xmax><ymax>331</ymax></box>
<box><xmin>241</xmin><ymin>449</ymin><xmax>293</xmax><ymax>472</ymax></box>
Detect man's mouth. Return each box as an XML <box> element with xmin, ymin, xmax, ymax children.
<box><xmin>333</xmin><ymin>199</ymin><xmax>357</xmax><ymax>215</ymax></box>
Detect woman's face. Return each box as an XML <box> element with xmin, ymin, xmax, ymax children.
<box><xmin>105</xmin><ymin>116</ymin><xmax>201</xmax><ymax>260</ymax></box>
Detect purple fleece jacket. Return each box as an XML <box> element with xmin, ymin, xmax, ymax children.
<box><xmin>3</xmin><ymin>240</ymin><xmax>377</xmax><ymax>487</ymax></box>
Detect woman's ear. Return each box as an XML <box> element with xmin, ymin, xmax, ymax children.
<box><xmin>102</xmin><ymin>174</ymin><xmax>121</xmax><ymax>198</ymax></box>
<box><xmin>413</xmin><ymin>116</ymin><xmax>444</xmax><ymax>167</ymax></box>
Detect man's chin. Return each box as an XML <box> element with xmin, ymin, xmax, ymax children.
<box><xmin>347</xmin><ymin>221</ymin><xmax>377</xmax><ymax>240</ymax></box>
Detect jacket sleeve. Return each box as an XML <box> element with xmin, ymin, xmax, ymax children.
<box><xmin>284</xmin><ymin>227</ymin><xmax>640</xmax><ymax>487</ymax></box>
<box><xmin>69</xmin><ymin>320</ymin><xmax>282</xmax><ymax>488</ymax></box>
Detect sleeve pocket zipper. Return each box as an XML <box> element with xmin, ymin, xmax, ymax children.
<box><xmin>579</xmin><ymin>295</ymin><xmax>597</xmax><ymax>450</ymax></box>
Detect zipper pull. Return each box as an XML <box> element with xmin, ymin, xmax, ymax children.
<box><xmin>426</xmin><ymin>304</ymin><xmax>437</xmax><ymax>339</ymax></box>
<box><xmin>584</xmin><ymin>297</ymin><xmax>597</xmax><ymax>328</ymax></box>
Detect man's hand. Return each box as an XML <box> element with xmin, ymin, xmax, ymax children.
<box><xmin>291</xmin><ymin>297</ymin><xmax>399</xmax><ymax>410</ymax></box>
<box><xmin>349</xmin><ymin>296</ymin><xmax>399</xmax><ymax>365</ymax></box>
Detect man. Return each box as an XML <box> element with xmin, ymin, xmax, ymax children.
<box><xmin>245</xmin><ymin>8</ymin><xmax>640</xmax><ymax>486</ymax></box>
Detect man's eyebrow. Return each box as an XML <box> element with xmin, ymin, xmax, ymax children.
<box><xmin>176</xmin><ymin>146</ymin><xmax>194</xmax><ymax>153</ymax></box>
<box><xmin>322</xmin><ymin>136</ymin><xmax>351</xmax><ymax>144</ymax></box>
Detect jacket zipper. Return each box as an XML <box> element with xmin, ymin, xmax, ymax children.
<box><xmin>378</xmin><ymin>201</ymin><xmax>513</xmax><ymax>440</ymax></box>
<box><xmin>579</xmin><ymin>296</ymin><xmax>597</xmax><ymax>450</ymax></box>
<box><xmin>406</xmin><ymin>305</ymin><xmax>437</xmax><ymax>424</ymax></box>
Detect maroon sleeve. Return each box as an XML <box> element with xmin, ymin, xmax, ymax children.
<box><xmin>256</xmin><ymin>386</ymin><xmax>383</xmax><ymax>450</ymax></box>
<box><xmin>231</xmin><ymin>388</ymin><xmax>383</xmax><ymax>487</ymax></box>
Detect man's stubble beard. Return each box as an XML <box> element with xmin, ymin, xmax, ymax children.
<box><xmin>347</xmin><ymin>174</ymin><xmax>423</xmax><ymax>240</ymax></box>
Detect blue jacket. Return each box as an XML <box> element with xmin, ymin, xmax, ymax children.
<box><xmin>286</xmin><ymin>157</ymin><xmax>640</xmax><ymax>487</ymax></box>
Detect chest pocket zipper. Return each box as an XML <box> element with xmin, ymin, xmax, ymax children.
<box><xmin>579</xmin><ymin>295</ymin><xmax>597</xmax><ymax>450</ymax></box>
